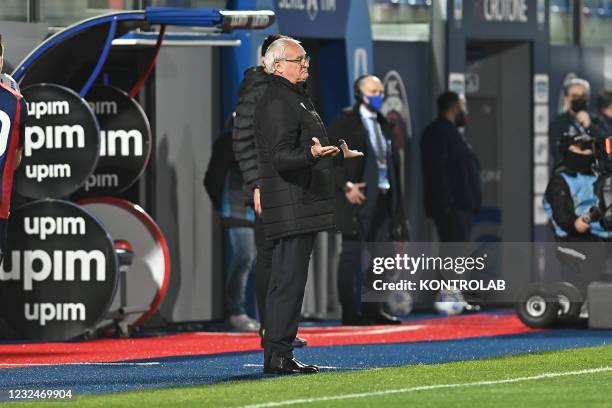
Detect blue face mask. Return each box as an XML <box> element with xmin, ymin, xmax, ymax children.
<box><xmin>367</xmin><ymin>94</ymin><xmax>384</xmax><ymax>111</ymax></box>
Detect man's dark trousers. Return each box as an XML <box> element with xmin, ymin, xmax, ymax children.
<box><xmin>254</xmin><ymin>215</ymin><xmax>273</xmax><ymax>332</ymax></box>
<box><xmin>338</xmin><ymin>193</ymin><xmax>392</xmax><ymax>319</ymax></box>
<box><xmin>264</xmin><ymin>233</ymin><xmax>316</xmax><ymax>356</ymax></box>
<box><xmin>434</xmin><ymin>209</ymin><xmax>473</xmax><ymax>242</ymax></box>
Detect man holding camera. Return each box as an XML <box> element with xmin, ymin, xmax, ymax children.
<box><xmin>544</xmin><ymin>133</ymin><xmax>611</xmax><ymax>242</ymax></box>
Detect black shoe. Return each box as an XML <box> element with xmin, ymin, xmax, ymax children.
<box><xmin>292</xmin><ymin>336</ymin><xmax>308</xmax><ymax>348</ymax></box>
<box><xmin>363</xmin><ymin>311</ymin><xmax>401</xmax><ymax>325</ymax></box>
<box><xmin>263</xmin><ymin>353</ymin><xmax>319</xmax><ymax>375</ymax></box>
<box><xmin>342</xmin><ymin>315</ymin><xmax>376</xmax><ymax>326</ymax></box>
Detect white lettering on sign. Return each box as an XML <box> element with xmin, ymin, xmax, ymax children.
<box><xmin>24</xmin><ymin>125</ymin><xmax>85</xmax><ymax>156</ymax></box>
<box><xmin>25</xmin><ymin>163</ymin><xmax>71</xmax><ymax>182</ymax></box>
<box><xmin>0</xmin><ymin>109</ymin><xmax>10</xmax><ymax>156</ymax></box>
<box><xmin>27</xmin><ymin>101</ymin><xmax>69</xmax><ymax>120</ymax></box>
<box><xmin>100</xmin><ymin>129</ymin><xmax>143</xmax><ymax>157</ymax></box>
<box><xmin>24</xmin><ymin>216</ymin><xmax>86</xmax><ymax>240</ymax></box>
<box><xmin>483</xmin><ymin>0</ymin><xmax>528</xmax><ymax>22</ymax></box>
<box><xmin>88</xmin><ymin>100</ymin><xmax>117</xmax><ymax>116</ymax></box>
<box><xmin>25</xmin><ymin>302</ymin><xmax>86</xmax><ymax>326</ymax></box>
<box><xmin>278</xmin><ymin>0</ymin><xmax>305</xmax><ymax>9</ymax></box>
<box><xmin>278</xmin><ymin>0</ymin><xmax>335</xmax><ymax>20</ymax></box>
<box><xmin>83</xmin><ymin>174</ymin><xmax>119</xmax><ymax>191</ymax></box>
<box><xmin>0</xmin><ymin>249</ymin><xmax>106</xmax><ymax>291</ymax></box>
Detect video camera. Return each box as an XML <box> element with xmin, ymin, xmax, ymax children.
<box><xmin>559</xmin><ymin>128</ymin><xmax>612</xmax><ymax>175</ymax></box>
<box><xmin>559</xmin><ymin>127</ymin><xmax>612</xmax><ymax>230</ymax></box>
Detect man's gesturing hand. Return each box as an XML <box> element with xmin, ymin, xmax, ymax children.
<box><xmin>253</xmin><ymin>187</ymin><xmax>262</xmax><ymax>217</ymax></box>
<box><xmin>345</xmin><ymin>182</ymin><xmax>366</xmax><ymax>205</ymax></box>
<box><xmin>311</xmin><ymin>137</ymin><xmax>339</xmax><ymax>158</ymax></box>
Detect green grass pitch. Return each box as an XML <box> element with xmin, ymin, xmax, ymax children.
<box><xmin>13</xmin><ymin>345</ymin><xmax>612</xmax><ymax>407</ymax></box>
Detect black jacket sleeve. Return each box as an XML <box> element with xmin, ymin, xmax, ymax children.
<box><xmin>545</xmin><ymin>174</ymin><xmax>578</xmax><ymax>235</ymax></box>
<box><xmin>232</xmin><ymin>71</ymin><xmax>267</xmax><ymax>191</ymax></box>
<box><xmin>204</xmin><ymin>133</ymin><xmax>233</xmax><ymax>211</ymax></box>
<box><xmin>263</xmin><ymin>100</ymin><xmax>317</xmax><ymax>173</ymax></box>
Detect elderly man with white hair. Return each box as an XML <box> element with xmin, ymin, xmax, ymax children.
<box><xmin>254</xmin><ymin>36</ymin><xmax>360</xmax><ymax>375</ymax></box>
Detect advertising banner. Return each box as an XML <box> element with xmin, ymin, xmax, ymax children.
<box><xmin>0</xmin><ymin>199</ymin><xmax>118</xmax><ymax>340</ymax></box>
<box><xmin>14</xmin><ymin>84</ymin><xmax>100</xmax><ymax>199</ymax></box>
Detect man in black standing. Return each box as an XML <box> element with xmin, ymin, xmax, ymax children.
<box><xmin>421</xmin><ymin>91</ymin><xmax>481</xmax><ymax>242</ymax></box>
<box><xmin>254</xmin><ymin>36</ymin><xmax>341</xmax><ymax>374</ymax></box>
<box><xmin>328</xmin><ymin>74</ymin><xmax>407</xmax><ymax>325</ymax></box>
<box><xmin>232</xmin><ymin>34</ymin><xmax>307</xmax><ymax>348</ymax></box>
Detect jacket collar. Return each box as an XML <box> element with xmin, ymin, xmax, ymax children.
<box><xmin>352</xmin><ymin>103</ymin><xmax>391</xmax><ymax>127</ymax></box>
<box><xmin>270</xmin><ymin>74</ymin><xmax>308</xmax><ymax>96</ymax></box>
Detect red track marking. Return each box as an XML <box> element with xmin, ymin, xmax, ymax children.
<box><xmin>0</xmin><ymin>314</ymin><xmax>537</xmax><ymax>368</ymax></box>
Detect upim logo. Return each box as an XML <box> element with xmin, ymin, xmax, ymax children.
<box><xmin>27</xmin><ymin>100</ymin><xmax>70</xmax><ymax>120</ymax></box>
<box><xmin>100</xmin><ymin>130</ymin><xmax>143</xmax><ymax>157</ymax></box>
<box><xmin>25</xmin><ymin>302</ymin><xmax>85</xmax><ymax>326</ymax></box>
<box><xmin>24</xmin><ymin>124</ymin><xmax>85</xmax><ymax>156</ymax></box>
<box><xmin>88</xmin><ymin>100</ymin><xmax>117</xmax><ymax>116</ymax></box>
<box><xmin>0</xmin><ymin>250</ymin><xmax>106</xmax><ymax>291</ymax></box>
<box><xmin>83</xmin><ymin>174</ymin><xmax>119</xmax><ymax>191</ymax></box>
<box><xmin>24</xmin><ymin>216</ymin><xmax>86</xmax><ymax>240</ymax></box>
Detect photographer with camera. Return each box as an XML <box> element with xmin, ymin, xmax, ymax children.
<box><xmin>550</xmin><ymin>78</ymin><xmax>604</xmax><ymax>166</ymax></box>
<box><xmin>543</xmin><ymin>133</ymin><xmax>612</xmax><ymax>242</ymax></box>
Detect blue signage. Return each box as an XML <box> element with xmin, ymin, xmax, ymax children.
<box><xmin>273</xmin><ymin>0</ymin><xmax>350</xmax><ymax>38</ymax></box>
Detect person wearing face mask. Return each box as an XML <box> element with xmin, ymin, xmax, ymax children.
<box><xmin>550</xmin><ymin>78</ymin><xmax>604</xmax><ymax>166</ymax></box>
<box><xmin>421</xmin><ymin>91</ymin><xmax>481</xmax><ymax>242</ymax></box>
<box><xmin>328</xmin><ymin>74</ymin><xmax>408</xmax><ymax>326</ymax></box>
<box><xmin>543</xmin><ymin>134</ymin><xmax>612</xmax><ymax>242</ymax></box>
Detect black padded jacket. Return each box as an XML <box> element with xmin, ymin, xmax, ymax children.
<box><xmin>233</xmin><ymin>66</ymin><xmax>269</xmax><ymax>205</ymax></box>
<box><xmin>254</xmin><ymin>75</ymin><xmax>336</xmax><ymax>240</ymax></box>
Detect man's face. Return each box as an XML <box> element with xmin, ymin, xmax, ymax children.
<box><xmin>565</xmin><ymin>84</ymin><xmax>588</xmax><ymax>110</ymax></box>
<box><xmin>274</xmin><ymin>42</ymin><xmax>309</xmax><ymax>84</ymax></box>
<box><xmin>360</xmin><ymin>76</ymin><xmax>384</xmax><ymax>104</ymax></box>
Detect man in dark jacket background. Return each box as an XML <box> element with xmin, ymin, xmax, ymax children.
<box><xmin>328</xmin><ymin>74</ymin><xmax>407</xmax><ymax>326</ymax></box>
<box><xmin>421</xmin><ymin>91</ymin><xmax>481</xmax><ymax>242</ymax></box>
<box><xmin>232</xmin><ymin>35</ymin><xmax>307</xmax><ymax>348</ymax></box>
<box><xmin>254</xmin><ymin>37</ymin><xmax>340</xmax><ymax>374</ymax></box>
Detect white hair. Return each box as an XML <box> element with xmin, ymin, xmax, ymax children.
<box><xmin>564</xmin><ymin>77</ymin><xmax>591</xmax><ymax>96</ymax></box>
<box><xmin>262</xmin><ymin>37</ymin><xmax>301</xmax><ymax>74</ymax></box>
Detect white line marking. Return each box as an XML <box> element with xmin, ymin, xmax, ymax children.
<box><xmin>310</xmin><ymin>326</ymin><xmax>423</xmax><ymax>337</ymax></box>
<box><xmin>243</xmin><ymin>364</ymin><xmax>345</xmax><ymax>370</ymax></box>
<box><xmin>0</xmin><ymin>362</ymin><xmax>160</xmax><ymax>367</ymax></box>
<box><xmin>241</xmin><ymin>366</ymin><xmax>612</xmax><ymax>408</ymax></box>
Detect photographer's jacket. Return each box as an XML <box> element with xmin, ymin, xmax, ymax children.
<box><xmin>254</xmin><ymin>75</ymin><xmax>335</xmax><ymax>240</ymax></box>
<box><xmin>544</xmin><ymin>165</ymin><xmax>612</xmax><ymax>241</ymax></box>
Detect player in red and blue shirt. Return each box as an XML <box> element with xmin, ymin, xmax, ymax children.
<box><xmin>0</xmin><ymin>36</ymin><xmax>26</xmax><ymax>263</ymax></box>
